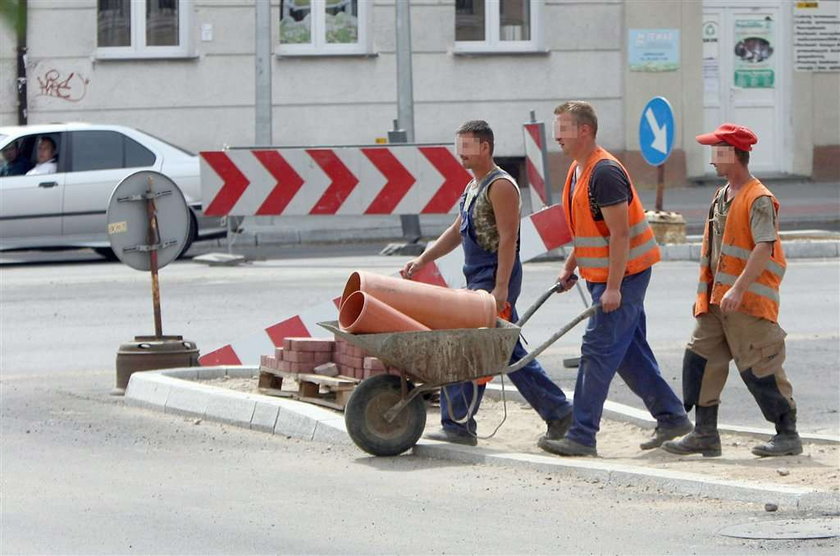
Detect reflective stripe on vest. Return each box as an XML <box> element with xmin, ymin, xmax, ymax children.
<box><xmin>720</xmin><ymin>243</ymin><xmax>786</xmax><ymax>278</ymax></box>
<box><xmin>713</xmin><ymin>271</ymin><xmax>781</xmax><ymax>303</ymax></box>
<box><xmin>561</xmin><ymin>148</ymin><xmax>660</xmax><ymax>282</ymax></box>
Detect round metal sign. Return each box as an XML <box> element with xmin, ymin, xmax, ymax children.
<box><xmin>106</xmin><ymin>171</ymin><xmax>190</xmax><ymax>271</ymax></box>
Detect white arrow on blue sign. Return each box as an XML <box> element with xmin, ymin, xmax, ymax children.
<box><xmin>639</xmin><ymin>96</ymin><xmax>675</xmax><ymax>166</ymax></box>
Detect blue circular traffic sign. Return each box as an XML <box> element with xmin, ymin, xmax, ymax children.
<box><xmin>639</xmin><ymin>97</ymin><xmax>675</xmax><ymax>166</ymax></box>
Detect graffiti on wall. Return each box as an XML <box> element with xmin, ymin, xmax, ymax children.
<box><xmin>36</xmin><ymin>69</ymin><xmax>90</xmax><ymax>102</ymax></box>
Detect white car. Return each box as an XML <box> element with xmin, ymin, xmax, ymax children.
<box><xmin>0</xmin><ymin>123</ymin><xmax>225</xmax><ymax>259</ymax></box>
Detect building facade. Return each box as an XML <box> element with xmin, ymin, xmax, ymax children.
<box><xmin>1</xmin><ymin>0</ymin><xmax>838</xmax><ymax>193</ymax></box>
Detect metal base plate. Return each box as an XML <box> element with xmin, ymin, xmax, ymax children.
<box><xmin>719</xmin><ymin>517</ymin><xmax>840</xmax><ymax>540</ymax></box>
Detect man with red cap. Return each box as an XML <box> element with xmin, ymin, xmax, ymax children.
<box><xmin>662</xmin><ymin>123</ymin><xmax>802</xmax><ymax>458</ymax></box>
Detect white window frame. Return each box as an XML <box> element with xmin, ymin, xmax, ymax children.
<box><xmin>276</xmin><ymin>0</ymin><xmax>373</xmax><ymax>56</ymax></box>
<box><xmin>96</xmin><ymin>0</ymin><xmax>194</xmax><ymax>60</ymax></box>
<box><xmin>453</xmin><ymin>0</ymin><xmax>544</xmax><ymax>54</ymax></box>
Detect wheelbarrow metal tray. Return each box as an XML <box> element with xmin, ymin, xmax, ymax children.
<box><xmin>318</xmin><ymin>320</ymin><xmax>520</xmax><ymax>385</ymax></box>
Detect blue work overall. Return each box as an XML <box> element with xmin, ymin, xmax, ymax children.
<box><xmin>439</xmin><ymin>167</ymin><xmax>573</xmax><ymax>434</ymax></box>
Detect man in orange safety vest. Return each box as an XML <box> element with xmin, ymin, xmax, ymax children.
<box><xmin>662</xmin><ymin>123</ymin><xmax>802</xmax><ymax>458</ymax></box>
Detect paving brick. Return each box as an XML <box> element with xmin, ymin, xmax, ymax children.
<box><xmin>290</xmin><ymin>361</ymin><xmax>316</xmax><ymax>373</ymax></box>
<box><xmin>274</xmin><ymin>347</ymin><xmax>284</xmax><ymax>360</ymax></box>
<box><xmin>283</xmin><ymin>350</ymin><xmax>315</xmax><ymax>363</ymax></box>
<box><xmin>364</xmin><ymin>357</ymin><xmax>385</xmax><ymax>370</ymax></box>
<box><xmin>314</xmin><ymin>362</ymin><xmax>339</xmax><ymax>377</ymax></box>
<box><xmin>340</xmin><ymin>354</ymin><xmax>364</xmax><ymax>368</ymax></box>
<box><xmin>286</xmin><ymin>337</ymin><xmax>335</xmax><ymax>352</ymax></box>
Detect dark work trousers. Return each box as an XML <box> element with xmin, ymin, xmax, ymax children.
<box><xmin>565</xmin><ymin>268</ymin><xmax>690</xmax><ymax>447</ymax></box>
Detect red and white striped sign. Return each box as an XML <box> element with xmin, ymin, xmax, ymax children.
<box><xmin>523</xmin><ymin>122</ymin><xmax>549</xmax><ymax>206</ymax></box>
<box><xmin>198</xmin><ymin>204</ymin><xmax>573</xmax><ymax>367</ymax></box>
<box><xmin>200</xmin><ymin>145</ymin><xmax>472</xmax><ymax>217</ymax></box>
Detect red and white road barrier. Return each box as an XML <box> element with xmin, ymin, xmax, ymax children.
<box><xmin>200</xmin><ymin>145</ymin><xmax>472</xmax><ymax>217</ymax></box>
<box><xmin>523</xmin><ymin>121</ymin><xmax>550</xmax><ymax>207</ymax></box>
<box><xmin>198</xmin><ymin>204</ymin><xmax>573</xmax><ymax>366</ymax></box>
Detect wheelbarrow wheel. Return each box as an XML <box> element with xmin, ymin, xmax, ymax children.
<box><xmin>344</xmin><ymin>374</ymin><xmax>426</xmax><ymax>457</ymax></box>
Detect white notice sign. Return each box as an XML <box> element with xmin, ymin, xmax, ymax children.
<box><xmin>794</xmin><ymin>1</ymin><xmax>840</xmax><ymax>72</ymax></box>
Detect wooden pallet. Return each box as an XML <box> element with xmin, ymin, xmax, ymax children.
<box><xmin>258</xmin><ymin>367</ymin><xmax>359</xmax><ymax>411</ymax></box>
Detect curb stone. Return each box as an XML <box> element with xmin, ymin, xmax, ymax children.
<box><xmin>124</xmin><ymin>366</ymin><xmax>839</xmax><ymax>510</ymax></box>
<box><xmin>483</xmin><ymin>384</ymin><xmax>840</xmax><ymax>445</ymax></box>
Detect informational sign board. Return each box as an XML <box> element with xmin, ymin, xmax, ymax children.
<box><xmin>794</xmin><ymin>0</ymin><xmax>840</xmax><ymax>72</ymax></box>
<box><xmin>628</xmin><ymin>29</ymin><xmax>680</xmax><ymax>72</ymax></box>
<box><xmin>638</xmin><ymin>97</ymin><xmax>675</xmax><ymax>167</ymax></box>
<box><xmin>733</xmin><ymin>18</ymin><xmax>775</xmax><ymax>88</ymax></box>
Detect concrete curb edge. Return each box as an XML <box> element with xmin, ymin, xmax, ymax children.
<box><xmin>123</xmin><ymin>366</ymin><xmax>839</xmax><ymax>511</ymax></box>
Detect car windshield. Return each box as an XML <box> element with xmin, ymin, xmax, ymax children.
<box><xmin>138</xmin><ymin>129</ymin><xmax>195</xmax><ymax>157</ymax></box>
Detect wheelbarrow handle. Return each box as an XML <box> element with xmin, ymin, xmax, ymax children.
<box><xmin>515</xmin><ymin>274</ymin><xmax>579</xmax><ymax>328</ymax></box>
<box><xmin>507</xmin><ymin>303</ymin><xmax>599</xmax><ymax>374</ymax></box>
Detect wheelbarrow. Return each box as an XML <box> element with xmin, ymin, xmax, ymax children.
<box><xmin>318</xmin><ymin>281</ymin><xmax>596</xmax><ymax>457</ymax></box>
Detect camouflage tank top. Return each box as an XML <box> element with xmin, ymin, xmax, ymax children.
<box><xmin>463</xmin><ymin>166</ymin><xmax>521</xmax><ymax>253</ymax></box>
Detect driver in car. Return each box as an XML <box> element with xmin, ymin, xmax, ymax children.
<box><xmin>26</xmin><ymin>137</ymin><xmax>58</xmax><ymax>176</ymax></box>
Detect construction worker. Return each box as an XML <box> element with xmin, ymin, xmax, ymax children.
<box><xmin>401</xmin><ymin>120</ymin><xmax>574</xmax><ymax>447</ymax></box>
<box><xmin>662</xmin><ymin>123</ymin><xmax>802</xmax><ymax>458</ymax></box>
<box><xmin>539</xmin><ymin>101</ymin><xmax>692</xmax><ymax>457</ymax></box>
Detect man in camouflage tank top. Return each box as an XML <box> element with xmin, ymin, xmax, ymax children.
<box><xmin>402</xmin><ymin>120</ymin><xmax>573</xmax><ymax>447</ymax></box>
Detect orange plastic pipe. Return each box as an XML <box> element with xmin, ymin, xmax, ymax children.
<box><xmin>339</xmin><ymin>291</ymin><xmax>431</xmax><ymax>334</ymax></box>
<box><xmin>341</xmin><ymin>271</ymin><xmax>496</xmax><ymax>330</ymax></box>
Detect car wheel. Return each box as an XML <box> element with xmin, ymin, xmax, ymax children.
<box><xmin>177</xmin><ymin>211</ymin><xmax>198</xmax><ymax>259</ymax></box>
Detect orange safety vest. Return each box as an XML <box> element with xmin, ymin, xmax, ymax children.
<box><xmin>561</xmin><ymin>147</ymin><xmax>660</xmax><ymax>282</ymax></box>
<box><xmin>694</xmin><ymin>178</ymin><xmax>786</xmax><ymax>322</ymax></box>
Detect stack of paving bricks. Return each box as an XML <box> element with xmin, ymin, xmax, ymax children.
<box><xmin>259</xmin><ymin>336</ymin><xmax>404</xmax><ymax>410</ymax></box>
<box><xmin>334</xmin><ymin>337</ymin><xmax>401</xmax><ymax>380</ymax></box>
<box><xmin>260</xmin><ymin>338</ymin><xmax>333</xmax><ymax>370</ymax></box>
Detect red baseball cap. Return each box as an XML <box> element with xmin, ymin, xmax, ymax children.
<box><xmin>696</xmin><ymin>123</ymin><xmax>758</xmax><ymax>151</ymax></box>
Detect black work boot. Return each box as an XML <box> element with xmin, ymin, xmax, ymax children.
<box><xmin>752</xmin><ymin>410</ymin><xmax>803</xmax><ymax>457</ymax></box>
<box><xmin>640</xmin><ymin>420</ymin><xmax>694</xmax><ymax>450</ymax></box>
<box><xmin>539</xmin><ymin>412</ymin><xmax>573</xmax><ymax>443</ymax></box>
<box><xmin>424</xmin><ymin>428</ymin><xmax>477</xmax><ymax>447</ymax></box>
<box><xmin>538</xmin><ymin>437</ymin><xmax>597</xmax><ymax>457</ymax></box>
<box><xmin>661</xmin><ymin>405</ymin><xmax>722</xmax><ymax>457</ymax></box>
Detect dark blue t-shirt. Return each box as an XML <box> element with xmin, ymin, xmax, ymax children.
<box><xmin>569</xmin><ymin>160</ymin><xmax>633</xmax><ymax>221</ymax></box>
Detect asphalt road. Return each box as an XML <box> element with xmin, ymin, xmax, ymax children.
<box><xmin>5</xmin><ymin>373</ymin><xmax>837</xmax><ymax>554</ymax></box>
<box><xmin>1</xmin><ymin>245</ymin><xmax>839</xmax><ymax>553</ymax></box>
<box><xmin>2</xmin><ymin>244</ymin><xmax>838</xmax><ymax>434</ymax></box>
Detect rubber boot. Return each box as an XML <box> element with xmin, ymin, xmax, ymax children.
<box><xmin>661</xmin><ymin>405</ymin><xmax>722</xmax><ymax>457</ymax></box>
<box><xmin>752</xmin><ymin>409</ymin><xmax>803</xmax><ymax>457</ymax></box>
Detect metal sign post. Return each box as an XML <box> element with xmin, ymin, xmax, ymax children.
<box><xmin>143</xmin><ymin>175</ymin><xmax>164</xmax><ymax>337</ymax></box>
